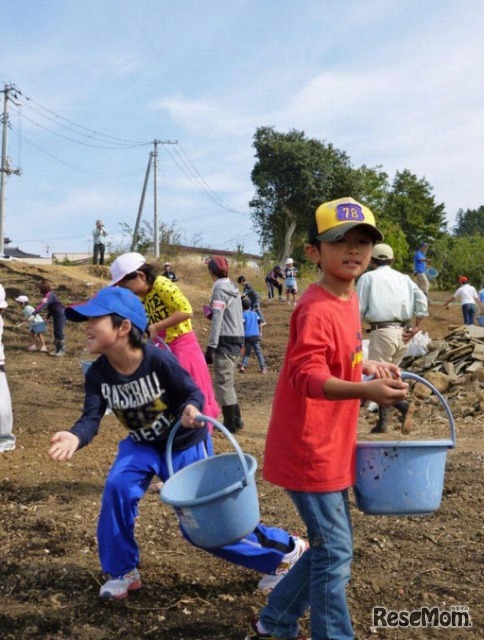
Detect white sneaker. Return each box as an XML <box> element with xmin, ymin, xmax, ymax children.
<box><xmin>0</xmin><ymin>442</ymin><xmax>16</xmax><ymax>453</ymax></box>
<box><xmin>257</xmin><ymin>536</ymin><xmax>309</xmax><ymax>590</ymax></box>
<box><xmin>99</xmin><ymin>569</ymin><xmax>142</xmax><ymax>599</ymax></box>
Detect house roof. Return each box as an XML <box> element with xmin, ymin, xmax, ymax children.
<box><xmin>3</xmin><ymin>246</ymin><xmax>42</xmax><ymax>259</ymax></box>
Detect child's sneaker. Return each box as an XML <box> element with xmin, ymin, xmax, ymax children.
<box><xmin>260</xmin><ymin>368</ymin><xmax>268</xmax><ymax>374</ymax></box>
<box><xmin>99</xmin><ymin>569</ymin><xmax>142</xmax><ymax>599</ymax></box>
<box><xmin>257</xmin><ymin>536</ymin><xmax>309</xmax><ymax>590</ymax></box>
<box><xmin>239</xmin><ymin>365</ymin><xmax>246</xmax><ymax>373</ymax></box>
<box><xmin>244</xmin><ymin>619</ymin><xmax>309</xmax><ymax>640</ymax></box>
<box><xmin>27</xmin><ymin>345</ymin><xmax>37</xmax><ymax>351</ymax></box>
<box><xmin>40</xmin><ymin>345</ymin><xmax>48</xmax><ymax>353</ymax></box>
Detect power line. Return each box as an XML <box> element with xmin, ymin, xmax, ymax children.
<box><xmin>13</xmin><ymin>107</ymin><xmax>149</xmax><ymax>150</ymax></box>
<box><xmin>14</xmin><ymin>89</ymin><xmax>150</xmax><ymax>146</ymax></box>
<box><xmin>10</xmin><ymin>127</ymin><xmax>146</xmax><ymax>178</ymax></box>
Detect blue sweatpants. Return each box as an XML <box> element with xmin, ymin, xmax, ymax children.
<box><xmin>97</xmin><ymin>434</ymin><xmax>293</xmax><ymax>577</ymax></box>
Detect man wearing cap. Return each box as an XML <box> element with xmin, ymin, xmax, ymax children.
<box><xmin>357</xmin><ymin>243</ymin><xmax>428</xmax><ymax>433</ymax></box>
<box><xmin>413</xmin><ymin>242</ymin><xmax>430</xmax><ymax>295</ymax></box>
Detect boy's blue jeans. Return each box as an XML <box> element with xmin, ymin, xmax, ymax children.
<box><xmin>260</xmin><ymin>489</ymin><xmax>354</xmax><ymax>640</ymax></box>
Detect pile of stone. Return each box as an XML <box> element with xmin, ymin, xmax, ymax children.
<box><xmin>401</xmin><ymin>324</ymin><xmax>484</xmax><ymax>418</ymax></box>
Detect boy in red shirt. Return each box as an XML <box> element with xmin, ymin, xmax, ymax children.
<box><xmin>246</xmin><ymin>198</ymin><xmax>408</xmax><ymax>640</ymax></box>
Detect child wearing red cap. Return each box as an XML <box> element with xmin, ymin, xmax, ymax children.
<box><xmin>444</xmin><ymin>276</ymin><xmax>479</xmax><ymax>325</ymax></box>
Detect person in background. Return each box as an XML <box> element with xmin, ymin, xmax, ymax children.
<box><xmin>32</xmin><ymin>279</ymin><xmax>66</xmax><ymax>357</ymax></box>
<box><xmin>284</xmin><ymin>258</ymin><xmax>298</xmax><ymax>306</ymax></box>
<box><xmin>15</xmin><ymin>294</ymin><xmax>48</xmax><ymax>352</ymax></box>
<box><xmin>0</xmin><ymin>284</ymin><xmax>15</xmax><ymax>453</ymax></box>
<box><xmin>246</xmin><ymin>197</ymin><xmax>407</xmax><ymax>640</ymax></box>
<box><xmin>239</xmin><ymin>297</ymin><xmax>267</xmax><ymax>374</ymax></box>
<box><xmin>264</xmin><ymin>265</ymin><xmax>284</xmax><ymax>301</ymax></box>
<box><xmin>48</xmin><ymin>286</ymin><xmax>308</xmax><ymax>601</ymax></box>
<box><xmin>413</xmin><ymin>242</ymin><xmax>430</xmax><ymax>296</ymax></box>
<box><xmin>109</xmin><ymin>252</ymin><xmax>219</xmax><ymax>420</ymax></box>
<box><xmin>205</xmin><ymin>256</ymin><xmax>245</xmax><ymax>433</ymax></box>
<box><xmin>357</xmin><ymin>243</ymin><xmax>428</xmax><ymax>434</ymax></box>
<box><xmin>237</xmin><ymin>275</ymin><xmax>266</xmax><ymax>325</ymax></box>
<box><xmin>444</xmin><ymin>276</ymin><xmax>479</xmax><ymax>325</ymax></box>
<box><xmin>162</xmin><ymin>261</ymin><xmax>177</xmax><ymax>282</ymax></box>
<box><xmin>92</xmin><ymin>219</ymin><xmax>107</xmax><ymax>266</ymax></box>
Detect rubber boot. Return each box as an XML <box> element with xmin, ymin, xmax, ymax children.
<box><xmin>234</xmin><ymin>403</ymin><xmax>244</xmax><ymax>432</ymax></box>
<box><xmin>371</xmin><ymin>406</ymin><xmax>389</xmax><ymax>433</ymax></box>
<box><xmin>222</xmin><ymin>405</ymin><xmax>238</xmax><ymax>434</ymax></box>
<box><xmin>396</xmin><ymin>400</ymin><xmax>415</xmax><ymax>434</ymax></box>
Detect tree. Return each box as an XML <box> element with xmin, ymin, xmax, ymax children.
<box><xmin>383</xmin><ymin>170</ymin><xmax>447</xmax><ymax>251</ymax></box>
<box><xmin>453</xmin><ymin>206</ymin><xmax>484</xmax><ymax>236</ymax></box>
<box><xmin>249</xmin><ymin>127</ymin><xmax>360</xmax><ymax>259</ymax></box>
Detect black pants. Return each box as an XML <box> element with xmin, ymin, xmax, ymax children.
<box><xmin>93</xmin><ymin>243</ymin><xmax>105</xmax><ymax>265</ymax></box>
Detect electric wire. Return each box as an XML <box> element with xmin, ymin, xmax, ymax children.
<box><xmin>10</xmin><ymin>126</ymin><xmax>146</xmax><ymax>179</ymax></box>
<box><xmin>14</xmin><ymin>89</ymin><xmax>150</xmax><ymax>146</ymax></box>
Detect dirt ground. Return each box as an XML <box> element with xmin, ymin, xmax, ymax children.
<box><xmin>0</xmin><ymin>259</ymin><xmax>482</xmax><ymax>640</ymax></box>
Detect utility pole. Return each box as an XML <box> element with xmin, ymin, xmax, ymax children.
<box><xmin>151</xmin><ymin>138</ymin><xmax>177</xmax><ymax>259</ymax></box>
<box><xmin>0</xmin><ymin>84</ymin><xmax>21</xmax><ymax>255</ymax></box>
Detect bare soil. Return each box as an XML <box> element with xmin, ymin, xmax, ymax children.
<box><xmin>0</xmin><ymin>259</ymin><xmax>482</xmax><ymax>639</ymax></box>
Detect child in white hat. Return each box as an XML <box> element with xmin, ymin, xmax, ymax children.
<box><xmin>15</xmin><ymin>295</ymin><xmax>48</xmax><ymax>352</ymax></box>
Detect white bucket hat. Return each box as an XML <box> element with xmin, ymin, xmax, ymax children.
<box><xmin>15</xmin><ymin>295</ymin><xmax>30</xmax><ymax>304</ymax></box>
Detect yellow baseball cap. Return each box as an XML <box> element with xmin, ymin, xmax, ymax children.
<box><xmin>308</xmin><ymin>197</ymin><xmax>383</xmax><ymax>244</ymax></box>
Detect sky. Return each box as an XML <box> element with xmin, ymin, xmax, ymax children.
<box><xmin>1</xmin><ymin>0</ymin><xmax>483</xmax><ymax>258</ymax></box>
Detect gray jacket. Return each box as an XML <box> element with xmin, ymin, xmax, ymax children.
<box><xmin>208</xmin><ymin>278</ymin><xmax>244</xmax><ymax>353</ymax></box>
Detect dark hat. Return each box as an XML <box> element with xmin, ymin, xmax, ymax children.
<box><xmin>208</xmin><ymin>256</ymin><xmax>229</xmax><ymax>278</ymax></box>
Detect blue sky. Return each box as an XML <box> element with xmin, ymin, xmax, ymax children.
<box><xmin>1</xmin><ymin>0</ymin><xmax>483</xmax><ymax>258</ymax></box>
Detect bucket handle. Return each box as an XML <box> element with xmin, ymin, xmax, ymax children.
<box><xmin>387</xmin><ymin>371</ymin><xmax>456</xmax><ymax>447</ymax></box>
<box><xmin>165</xmin><ymin>414</ymin><xmax>252</xmax><ymax>487</ymax></box>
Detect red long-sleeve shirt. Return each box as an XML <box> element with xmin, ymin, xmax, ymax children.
<box><xmin>263</xmin><ymin>284</ymin><xmax>363</xmax><ymax>492</ymax></box>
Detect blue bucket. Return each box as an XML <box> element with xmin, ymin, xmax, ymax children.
<box><xmin>478</xmin><ymin>316</ymin><xmax>484</xmax><ymax>327</ymax></box>
<box><xmin>426</xmin><ymin>267</ymin><xmax>439</xmax><ymax>281</ymax></box>
<box><xmin>354</xmin><ymin>372</ymin><xmax>456</xmax><ymax>516</ymax></box>
<box><xmin>160</xmin><ymin>416</ymin><xmax>260</xmax><ymax>548</ymax></box>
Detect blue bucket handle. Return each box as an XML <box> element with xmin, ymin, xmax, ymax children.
<box><xmin>399</xmin><ymin>371</ymin><xmax>456</xmax><ymax>447</ymax></box>
<box><xmin>165</xmin><ymin>414</ymin><xmax>252</xmax><ymax>488</ymax></box>
<box><xmin>364</xmin><ymin>371</ymin><xmax>456</xmax><ymax>447</ymax></box>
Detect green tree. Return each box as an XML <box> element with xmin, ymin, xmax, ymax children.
<box><xmin>383</xmin><ymin>170</ymin><xmax>447</xmax><ymax>251</ymax></box>
<box><xmin>432</xmin><ymin>234</ymin><xmax>484</xmax><ymax>289</ymax></box>
<box><xmin>249</xmin><ymin>127</ymin><xmax>360</xmax><ymax>259</ymax></box>
<box><xmin>453</xmin><ymin>206</ymin><xmax>484</xmax><ymax>236</ymax></box>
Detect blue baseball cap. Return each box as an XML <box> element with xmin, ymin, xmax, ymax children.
<box><xmin>65</xmin><ymin>287</ymin><xmax>148</xmax><ymax>333</ymax></box>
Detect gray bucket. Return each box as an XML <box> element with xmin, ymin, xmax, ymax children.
<box><xmin>355</xmin><ymin>372</ymin><xmax>456</xmax><ymax>516</ymax></box>
<box><xmin>160</xmin><ymin>415</ymin><xmax>260</xmax><ymax>548</ymax></box>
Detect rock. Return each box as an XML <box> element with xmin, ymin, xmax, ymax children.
<box><xmin>424</xmin><ymin>371</ymin><xmax>451</xmax><ymax>393</ymax></box>
<box><xmin>472</xmin><ymin>368</ymin><xmax>484</xmax><ymax>383</ymax></box>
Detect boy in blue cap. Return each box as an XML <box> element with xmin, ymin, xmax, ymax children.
<box><xmin>48</xmin><ymin>287</ymin><xmax>306</xmax><ymax>600</ymax></box>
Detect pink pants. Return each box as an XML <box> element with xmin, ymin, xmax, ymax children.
<box><xmin>157</xmin><ymin>330</ymin><xmax>220</xmax><ymax>420</ymax></box>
